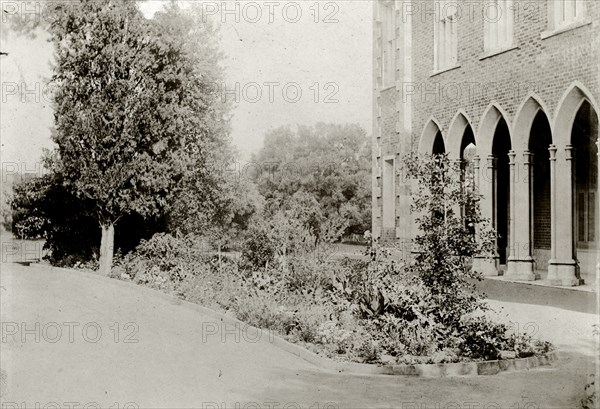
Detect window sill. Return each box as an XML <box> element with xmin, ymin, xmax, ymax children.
<box><xmin>479</xmin><ymin>44</ymin><xmax>520</xmax><ymax>61</ymax></box>
<box><xmin>429</xmin><ymin>64</ymin><xmax>461</xmax><ymax>77</ymax></box>
<box><xmin>540</xmin><ymin>17</ymin><xmax>592</xmax><ymax>40</ymax></box>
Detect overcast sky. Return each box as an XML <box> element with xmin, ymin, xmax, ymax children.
<box><xmin>0</xmin><ymin>0</ymin><xmax>372</xmax><ymax>172</ymax></box>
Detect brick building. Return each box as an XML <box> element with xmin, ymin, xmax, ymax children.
<box><xmin>372</xmin><ymin>0</ymin><xmax>599</xmax><ymax>285</ymax></box>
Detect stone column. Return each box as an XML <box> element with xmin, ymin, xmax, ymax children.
<box><xmin>548</xmin><ymin>145</ymin><xmax>558</xmax><ymax>272</ymax></box>
<box><xmin>596</xmin><ymin>141</ymin><xmax>600</xmax><ymax>407</ymax></box>
<box><xmin>471</xmin><ymin>155</ymin><xmax>484</xmax><ymax>272</ymax></box>
<box><xmin>452</xmin><ymin>158</ymin><xmax>464</xmax><ymax>219</ymax></box>
<box><xmin>596</xmin><ymin>140</ymin><xmax>600</xmax><ymax>289</ymax></box>
<box><xmin>547</xmin><ymin>144</ymin><xmax>579</xmax><ymax>286</ymax></box>
<box><xmin>473</xmin><ymin>155</ymin><xmax>481</xmax><ymax>192</ymax></box>
<box><xmin>473</xmin><ymin>155</ymin><xmax>500</xmax><ymax>275</ymax></box>
<box><xmin>508</xmin><ymin>151</ymin><xmax>516</xmax><ymax>265</ymax></box>
<box><xmin>507</xmin><ymin>150</ymin><xmax>537</xmax><ymax>280</ymax></box>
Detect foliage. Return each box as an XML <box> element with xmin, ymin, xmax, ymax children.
<box><xmin>113</xmin><ymin>233</ymin><xmax>206</xmax><ymax>283</ymax></box>
<box><xmin>240</xmin><ymin>198</ymin><xmax>343</xmax><ymax>271</ymax></box>
<box><xmin>253</xmin><ymin>123</ymin><xmax>371</xmax><ymax>237</ymax></box>
<box><xmin>10</xmin><ymin>172</ymin><xmax>98</xmax><ymax>263</ymax></box>
<box><xmin>240</xmin><ymin>223</ymin><xmax>275</xmax><ymax>271</ymax></box>
<box><xmin>325</xmin><ymin>155</ymin><xmax>544</xmax><ymax>362</ymax></box>
<box><xmin>172</xmin><ymin>171</ymin><xmax>264</xmax><ymax>253</ymax></box>
<box><xmin>5</xmin><ymin>1</ymin><xmax>230</xmax><ymax>270</ymax></box>
<box><xmin>316</xmin><ymin>315</ymin><xmax>381</xmax><ymax>362</ymax></box>
<box><xmin>46</xmin><ymin>0</ymin><xmax>229</xmax><ymax>273</ymax></box>
<box><xmin>113</xmin><ymin>231</ymin><xmax>333</xmax><ymax>345</ymax></box>
<box><xmin>403</xmin><ymin>154</ymin><xmax>496</xmax><ymax>327</ymax></box>
<box><xmin>101</xmin><ymin>153</ymin><xmax>552</xmax><ymax>366</ymax></box>
<box><xmin>582</xmin><ymin>378</ymin><xmax>597</xmax><ymax>409</ymax></box>
<box><xmin>9</xmin><ymin>169</ymin><xmax>164</xmax><ymax>266</ymax></box>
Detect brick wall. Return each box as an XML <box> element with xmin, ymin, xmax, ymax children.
<box><xmin>374</xmin><ymin>0</ymin><xmax>599</xmax><ymax>247</ymax></box>
<box><xmin>409</xmin><ymin>0</ymin><xmax>600</xmax><ymax>148</ymax></box>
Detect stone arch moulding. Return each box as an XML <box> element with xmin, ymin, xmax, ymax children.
<box><xmin>512</xmin><ymin>94</ymin><xmax>553</xmax><ymax>153</ymax></box>
<box><xmin>545</xmin><ymin>81</ymin><xmax>599</xmax><ymax>286</ymax></box>
<box><xmin>417</xmin><ymin>117</ymin><xmax>444</xmax><ymax>155</ymax></box>
<box><xmin>552</xmin><ymin>82</ymin><xmax>600</xmax><ymax>147</ymax></box>
<box><xmin>477</xmin><ymin>102</ymin><xmax>513</xmax><ymax>157</ymax></box>
<box><xmin>447</xmin><ymin>110</ymin><xmax>475</xmax><ymax>160</ymax></box>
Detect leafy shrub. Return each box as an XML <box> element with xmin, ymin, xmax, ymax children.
<box><xmin>315</xmin><ymin>315</ymin><xmax>381</xmax><ymax>363</ymax></box>
<box><xmin>108</xmin><ymin>175</ymin><xmax>553</xmax><ymax>367</ymax></box>
<box><xmin>370</xmin><ymin>313</ymin><xmax>439</xmax><ymax>358</ymax></box>
<box><xmin>240</xmin><ymin>225</ymin><xmax>275</xmax><ymax>270</ymax></box>
<box><xmin>454</xmin><ymin>317</ymin><xmax>510</xmax><ymax>360</ymax></box>
<box><xmin>112</xmin><ymin>232</ymin><xmax>216</xmax><ymax>296</ymax></box>
<box><xmin>253</xmin><ymin>123</ymin><xmax>371</xmax><ymax>238</ymax></box>
<box><xmin>231</xmin><ymin>288</ymin><xmax>329</xmax><ymax>344</ymax></box>
<box><xmin>241</xmin><ymin>193</ymin><xmax>347</xmax><ymax>273</ymax></box>
<box><xmin>404</xmin><ymin>154</ymin><xmax>496</xmax><ymax>324</ymax></box>
<box><xmin>320</xmin><ymin>155</ymin><xmax>552</xmax><ymax>364</ymax></box>
<box><xmin>317</xmin><ymin>321</ymin><xmax>355</xmax><ymax>354</ymax></box>
<box><xmin>11</xmin><ymin>174</ymin><xmax>99</xmax><ymax>263</ymax></box>
<box><xmin>11</xmin><ymin>172</ymin><xmax>165</xmax><ymax>267</ymax></box>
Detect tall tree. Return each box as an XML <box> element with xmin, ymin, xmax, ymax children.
<box><xmin>49</xmin><ymin>0</ymin><xmax>228</xmax><ymax>275</ymax></box>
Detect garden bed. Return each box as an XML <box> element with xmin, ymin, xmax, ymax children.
<box><xmin>96</xmin><ymin>229</ymin><xmax>555</xmax><ymax>371</ymax></box>
<box><xmin>30</xmin><ymin>261</ymin><xmax>558</xmax><ymax>377</ymax></box>
<box><xmin>39</xmin><ymin>155</ymin><xmax>557</xmax><ymax>375</ymax></box>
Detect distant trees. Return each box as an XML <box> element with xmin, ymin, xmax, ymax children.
<box><xmin>6</xmin><ymin>2</ymin><xmax>372</xmax><ymax>269</ymax></box>
<box><xmin>253</xmin><ymin>123</ymin><xmax>371</xmax><ymax>238</ymax></box>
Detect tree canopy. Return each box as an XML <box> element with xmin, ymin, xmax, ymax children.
<box><xmin>253</xmin><ymin>123</ymin><xmax>371</xmax><ymax>237</ymax></box>
<box><xmin>43</xmin><ymin>0</ymin><xmax>230</xmax><ymax>273</ymax></box>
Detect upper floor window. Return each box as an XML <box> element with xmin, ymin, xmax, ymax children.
<box><xmin>484</xmin><ymin>0</ymin><xmax>514</xmax><ymax>52</ymax></box>
<box><xmin>550</xmin><ymin>0</ymin><xmax>587</xmax><ymax>29</ymax></box>
<box><xmin>434</xmin><ymin>0</ymin><xmax>458</xmax><ymax>71</ymax></box>
<box><xmin>381</xmin><ymin>1</ymin><xmax>396</xmax><ymax>88</ymax></box>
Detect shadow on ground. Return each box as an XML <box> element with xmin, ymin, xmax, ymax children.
<box><xmin>479</xmin><ymin>278</ymin><xmax>597</xmax><ymax>314</ymax></box>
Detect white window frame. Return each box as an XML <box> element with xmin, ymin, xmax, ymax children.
<box><xmin>484</xmin><ymin>0</ymin><xmax>514</xmax><ymax>52</ymax></box>
<box><xmin>551</xmin><ymin>0</ymin><xmax>587</xmax><ymax>29</ymax></box>
<box><xmin>381</xmin><ymin>1</ymin><xmax>396</xmax><ymax>88</ymax></box>
<box><xmin>433</xmin><ymin>0</ymin><xmax>458</xmax><ymax>72</ymax></box>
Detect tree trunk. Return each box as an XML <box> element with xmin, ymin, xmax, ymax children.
<box><xmin>99</xmin><ymin>222</ymin><xmax>115</xmax><ymax>276</ymax></box>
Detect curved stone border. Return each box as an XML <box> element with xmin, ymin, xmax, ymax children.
<box><xmin>26</xmin><ymin>262</ymin><xmax>557</xmax><ymax>377</ymax></box>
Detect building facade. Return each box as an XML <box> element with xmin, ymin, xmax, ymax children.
<box><xmin>372</xmin><ymin>0</ymin><xmax>599</xmax><ymax>285</ymax></box>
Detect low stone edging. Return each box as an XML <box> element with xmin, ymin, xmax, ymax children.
<box><xmin>26</xmin><ymin>262</ymin><xmax>558</xmax><ymax>378</ymax></box>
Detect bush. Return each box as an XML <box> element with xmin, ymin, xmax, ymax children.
<box><xmin>320</xmin><ymin>155</ymin><xmax>552</xmax><ymax>364</ymax></box>
<box><xmin>113</xmin><ymin>233</ymin><xmax>211</xmax><ymax>291</ymax></box>
<box><xmin>11</xmin><ymin>173</ymin><xmax>165</xmax><ymax>267</ymax></box>
<box><xmin>10</xmin><ymin>174</ymin><xmax>99</xmax><ymax>263</ymax></box>
<box><xmin>231</xmin><ymin>287</ymin><xmax>329</xmax><ymax>343</ymax></box>
<box><xmin>109</xmin><ymin>180</ymin><xmax>552</xmax><ymax>366</ymax></box>
<box><xmin>315</xmin><ymin>315</ymin><xmax>381</xmax><ymax>363</ymax></box>
<box><xmin>240</xmin><ymin>205</ymin><xmax>341</xmax><ymax>272</ymax></box>
<box><xmin>403</xmin><ymin>154</ymin><xmax>496</xmax><ymax>324</ymax></box>
<box><xmin>240</xmin><ymin>224</ymin><xmax>274</xmax><ymax>270</ymax></box>
<box><xmin>454</xmin><ymin>317</ymin><xmax>510</xmax><ymax>360</ymax></box>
